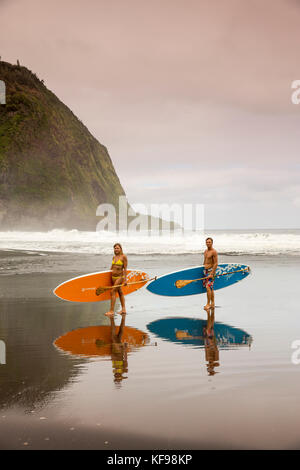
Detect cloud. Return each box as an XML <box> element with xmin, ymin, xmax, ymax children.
<box><xmin>1</xmin><ymin>0</ymin><xmax>300</xmax><ymax>227</ymax></box>
<box><xmin>293</xmin><ymin>198</ymin><xmax>300</xmax><ymax>207</ymax></box>
<box><xmin>2</xmin><ymin>0</ymin><xmax>300</xmax><ymax>110</ymax></box>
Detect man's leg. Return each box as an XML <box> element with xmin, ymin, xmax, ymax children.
<box><xmin>204</xmin><ymin>286</ymin><xmax>212</xmax><ymax>310</ymax></box>
<box><xmin>211</xmin><ymin>288</ymin><xmax>215</xmax><ymax>307</ymax></box>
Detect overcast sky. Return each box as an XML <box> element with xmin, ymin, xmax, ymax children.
<box><xmin>1</xmin><ymin>0</ymin><xmax>300</xmax><ymax>229</ymax></box>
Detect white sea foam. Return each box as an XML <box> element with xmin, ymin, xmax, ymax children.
<box><xmin>0</xmin><ymin>229</ymin><xmax>299</xmax><ymax>255</ymax></box>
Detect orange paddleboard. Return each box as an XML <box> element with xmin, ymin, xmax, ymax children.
<box><xmin>54</xmin><ymin>325</ymin><xmax>149</xmax><ymax>357</ymax></box>
<box><xmin>53</xmin><ymin>269</ymin><xmax>150</xmax><ymax>302</ymax></box>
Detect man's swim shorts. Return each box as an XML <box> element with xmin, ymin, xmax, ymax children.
<box><xmin>203</xmin><ymin>268</ymin><xmax>215</xmax><ymax>290</ymax></box>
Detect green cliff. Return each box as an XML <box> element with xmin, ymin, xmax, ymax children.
<box><xmin>0</xmin><ymin>61</ymin><xmax>126</xmax><ymax>230</ymax></box>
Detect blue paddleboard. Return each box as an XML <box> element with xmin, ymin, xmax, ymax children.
<box><xmin>146</xmin><ymin>263</ymin><xmax>250</xmax><ymax>297</ymax></box>
<box><xmin>147</xmin><ymin>317</ymin><xmax>252</xmax><ymax>349</ymax></box>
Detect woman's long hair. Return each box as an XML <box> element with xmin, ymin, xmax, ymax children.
<box><xmin>113</xmin><ymin>243</ymin><xmax>123</xmax><ymax>254</ymax></box>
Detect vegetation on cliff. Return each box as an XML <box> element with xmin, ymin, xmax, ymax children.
<box><xmin>0</xmin><ymin>61</ymin><xmax>126</xmax><ymax>230</ymax></box>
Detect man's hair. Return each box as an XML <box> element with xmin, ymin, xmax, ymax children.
<box><xmin>206</xmin><ymin>237</ymin><xmax>213</xmax><ymax>243</ymax></box>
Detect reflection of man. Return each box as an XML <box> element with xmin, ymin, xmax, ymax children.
<box><xmin>109</xmin><ymin>313</ymin><xmax>128</xmax><ymax>386</ymax></box>
<box><xmin>203</xmin><ymin>237</ymin><xmax>218</xmax><ymax>311</ymax></box>
<box><xmin>203</xmin><ymin>308</ymin><xmax>219</xmax><ymax>376</ymax></box>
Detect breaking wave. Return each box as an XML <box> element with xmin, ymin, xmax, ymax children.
<box><xmin>0</xmin><ymin>229</ymin><xmax>299</xmax><ymax>256</ymax></box>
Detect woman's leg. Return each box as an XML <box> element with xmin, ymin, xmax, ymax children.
<box><xmin>106</xmin><ymin>277</ymin><xmax>126</xmax><ymax>315</ymax></box>
<box><xmin>114</xmin><ymin>277</ymin><xmax>126</xmax><ymax>314</ymax></box>
<box><xmin>118</xmin><ymin>288</ymin><xmax>126</xmax><ymax>314</ymax></box>
<box><xmin>105</xmin><ymin>278</ymin><xmax>120</xmax><ymax>316</ymax></box>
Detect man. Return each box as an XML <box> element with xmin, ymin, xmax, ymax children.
<box><xmin>203</xmin><ymin>237</ymin><xmax>218</xmax><ymax>310</ymax></box>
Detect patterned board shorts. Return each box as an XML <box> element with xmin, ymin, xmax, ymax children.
<box><xmin>203</xmin><ymin>269</ymin><xmax>215</xmax><ymax>290</ymax></box>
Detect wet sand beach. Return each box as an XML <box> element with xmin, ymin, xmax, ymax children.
<box><xmin>0</xmin><ymin>249</ymin><xmax>300</xmax><ymax>449</ymax></box>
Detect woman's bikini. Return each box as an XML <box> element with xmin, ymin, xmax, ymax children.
<box><xmin>112</xmin><ymin>257</ymin><xmax>124</xmax><ymax>282</ymax></box>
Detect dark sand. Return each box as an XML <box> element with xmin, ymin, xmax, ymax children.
<box><xmin>0</xmin><ymin>251</ymin><xmax>300</xmax><ymax>449</ymax></box>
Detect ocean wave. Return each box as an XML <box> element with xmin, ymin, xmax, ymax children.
<box><xmin>0</xmin><ymin>229</ymin><xmax>299</xmax><ymax>256</ymax></box>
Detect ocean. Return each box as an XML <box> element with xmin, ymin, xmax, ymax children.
<box><xmin>0</xmin><ymin>228</ymin><xmax>299</xmax><ymax>258</ymax></box>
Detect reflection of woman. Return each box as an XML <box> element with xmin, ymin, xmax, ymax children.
<box><xmin>203</xmin><ymin>308</ymin><xmax>219</xmax><ymax>376</ymax></box>
<box><xmin>109</xmin><ymin>313</ymin><xmax>128</xmax><ymax>386</ymax></box>
<box><xmin>105</xmin><ymin>243</ymin><xmax>128</xmax><ymax>317</ymax></box>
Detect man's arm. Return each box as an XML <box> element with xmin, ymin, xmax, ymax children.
<box><xmin>211</xmin><ymin>250</ymin><xmax>218</xmax><ymax>276</ymax></box>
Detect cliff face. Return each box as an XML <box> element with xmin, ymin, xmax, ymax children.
<box><xmin>0</xmin><ymin>61</ymin><xmax>126</xmax><ymax>230</ymax></box>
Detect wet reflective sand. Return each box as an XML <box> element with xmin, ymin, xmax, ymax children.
<box><xmin>0</xmin><ymin>252</ymin><xmax>300</xmax><ymax>449</ymax></box>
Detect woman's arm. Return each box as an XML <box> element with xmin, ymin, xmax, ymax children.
<box><xmin>123</xmin><ymin>255</ymin><xmax>128</xmax><ymax>285</ymax></box>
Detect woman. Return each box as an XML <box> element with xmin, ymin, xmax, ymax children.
<box><xmin>105</xmin><ymin>243</ymin><xmax>127</xmax><ymax>317</ymax></box>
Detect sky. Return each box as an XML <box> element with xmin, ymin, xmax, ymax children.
<box><xmin>1</xmin><ymin>0</ymin><xmax>300</xmax><ymax>229</ymax></box>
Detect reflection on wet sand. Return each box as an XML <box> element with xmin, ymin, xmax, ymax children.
<box><xmin>54</xmin><ymin>317</ymin><xmax>149</xmax><ymax>387</ymax></box>
<box><xmin>203</xmin><ymin>308</ymin><xmax>219</xmax><ymax>376</ymax></box>
<box><xmin>147</xmin><ymin>310</ymin><xmax>252</xmax><ymax>376</ymax></box>
<box><xmin>109</xmin><ymin>314</ymin><xmax>128</xmax><ymax>386</ymax></box>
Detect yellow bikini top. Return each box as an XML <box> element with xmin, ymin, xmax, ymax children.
<box><xmin>112</xmin><ymin>257</ymin><xmax>124</xmax><ymax>266</ymax></box>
